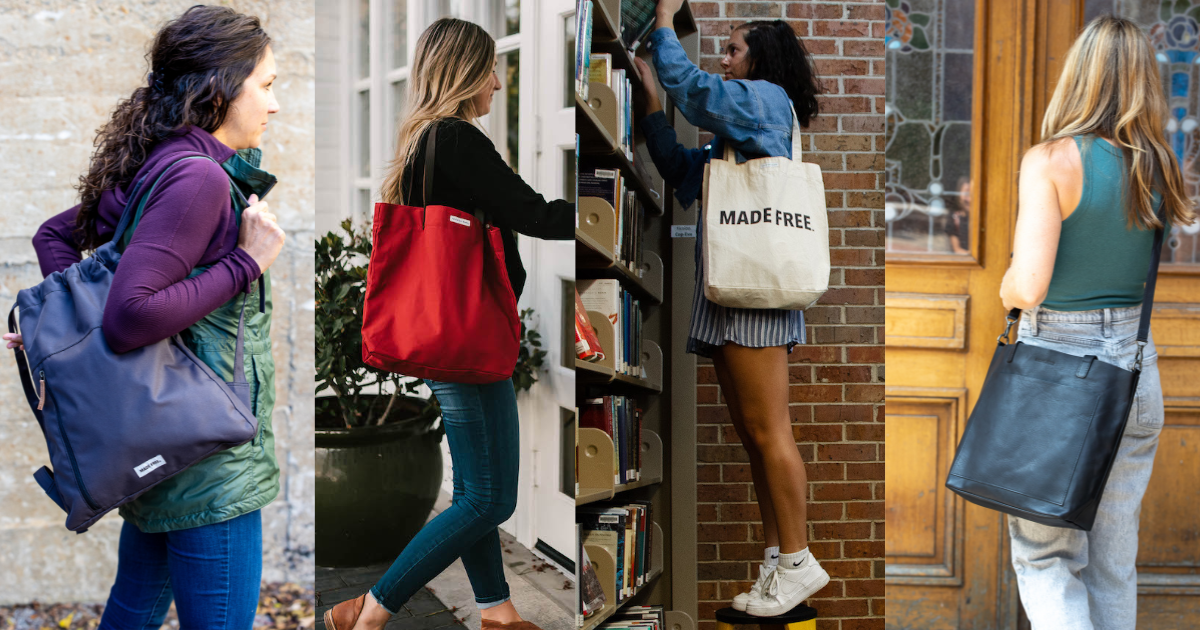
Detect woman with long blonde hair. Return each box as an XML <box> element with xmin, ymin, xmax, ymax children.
<box><xmin>323</xmin><ymin>17</ymin><xmax>573</xmax><ymax>630</ymax></box>
<box><xmin>1000</xmin><ymin>15</ymin><xmax>1195</xmax><ymax>628</ymax></box>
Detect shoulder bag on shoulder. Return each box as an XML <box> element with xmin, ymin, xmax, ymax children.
<box><xmin>701</xmin><ymin>104</ymin><xmax>830</xmax><ymax>310</ymax></box>
<box><xmin>8</xmin><ymin>154</ymin><xmax>260</xmax><ymax>533</ymax></box>
<box><xmin>361</xmin><ymin>121</ymin><xmax>521</xmax><ymax>383</ymax></box>
<box><xmin>945</xmin><ymin>209</ymin><xmax>1166</xmax><ymax>530</ymax></box>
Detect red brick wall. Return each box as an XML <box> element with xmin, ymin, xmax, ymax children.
<box><xmin>689</xmin><ymin>2</ymin><xmax>885</xmax><ymax>629</ymax></box>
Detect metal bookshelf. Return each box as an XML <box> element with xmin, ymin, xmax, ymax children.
<box><xmin>575</xmin><ymin>1</ymin><xmax>699</xmax><ymax>629</ymax></box>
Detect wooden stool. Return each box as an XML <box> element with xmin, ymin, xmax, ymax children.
<box><xmin>714</xmin><ymin>605</ymin><xmax>817</xmax><ymax>630</ymax></box>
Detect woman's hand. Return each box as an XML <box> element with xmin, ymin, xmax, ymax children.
<box><xmin>633</xmin><ymin>57</ymin><xmax>663</xmax><ymax>116</ymax></box>
<box><xmin>237</xmin><ymin>194</ymin><xmax>287</xmax><ymax>274</ymax></box>
<box><xmin>656</xmin><ymin>0</ymin><xmax>684</xmax><ymax>30</ymax></box>
<box><xmin>3</xmin><ymin>332</ymin><xmax>23</xmax><ymax>351</ymax></box>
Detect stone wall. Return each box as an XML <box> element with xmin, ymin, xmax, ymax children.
<box><xmin>689</xmin><ymin>2</ymin><xmax>886</xmax><ymax>629</ymax></box>
<box><xmin>0</xmin><ymin>0</ymin><xmax>315</xmax><ymax>603</ymax></box>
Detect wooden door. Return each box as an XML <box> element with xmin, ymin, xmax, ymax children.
<box><xmin>887</xmin><ymin>0</ymin><xmax>1200</xmax><ymax>627</ymax></box>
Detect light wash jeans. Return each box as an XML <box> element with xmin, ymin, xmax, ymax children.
<box><xmin>1008</xmin><ymin>305</ymin><xmax>1163</xmax><ymax>630</ymax></box>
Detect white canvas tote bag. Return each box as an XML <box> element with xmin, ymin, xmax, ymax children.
<box><xmin>701</xmin><ymin>104</ymin><xmax>829</xmax><ymax>309</ymax></box>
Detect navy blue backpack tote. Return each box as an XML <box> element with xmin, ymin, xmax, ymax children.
<box><xmin>8</xmin><ymin>153</ymin><xmax>260</xmax><ymax>533</ymax></box>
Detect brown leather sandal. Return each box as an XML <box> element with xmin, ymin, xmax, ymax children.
<box><xmin>480</xmin><ymin>620</ymin><xmax>544</xmax><ymax>630</ymax></box>
<box><xmin>323</xmin><ymin>594</ymin><xmax>367</xmax><ymax>630</ymax></box>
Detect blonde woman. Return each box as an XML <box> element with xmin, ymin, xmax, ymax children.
<box><xmin>323</xmin><ymin>18</ymin><xmax>573</xmax><ymax>630</ymax></box>
<box><xmin>1000</xmin><ymin>16</ymin><xmax>1195</xmax><ymax>629</ymax></box>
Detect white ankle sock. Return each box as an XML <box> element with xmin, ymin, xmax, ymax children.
<box><xmin>764</xmin><ymin>546</ymin><xmax>780</xmax><ymax>568</ymax></box>
<box><xmin>779</xmin><ymin>547</ymin><xmax>810</xmax><ymax>570</ymax></box>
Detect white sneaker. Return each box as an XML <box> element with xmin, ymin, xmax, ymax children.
<box><xmin>744</xmin><ymin>552</ymin><xmax>829</xmax><ymax>617</ymax></box>
<box><xmin>731</xmin><ymin>563</ymin><xmax>774</xmax><ymax>611</ymax></box>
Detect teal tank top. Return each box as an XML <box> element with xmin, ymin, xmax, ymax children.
<box><xmin>1041</xmin><ymin>135</ymin><xmax>1164</xmax><ymax>311</ymax></box>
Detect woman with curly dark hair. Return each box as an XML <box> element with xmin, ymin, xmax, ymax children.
<box><xmin>4</xmin><ymin>5</ymin><xmax>286</xmax><ymax>627</ymax></box>
<box><xmin>633</xmin><ymin>0</ymin><xmax>827</xmax><ymax>617</ymax></box>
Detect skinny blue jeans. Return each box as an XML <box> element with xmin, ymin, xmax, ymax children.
<box><xmin>1008</xmin><ymin>306</ymin><xmax>1163</xmax><ymax>630</ymax></box>
<box><xmin>99</xmin><ymin>509</ymin><xmax>262</xmax><ymax>629</ymax></box>
<box><xmin>371</xmin><ymin>378</ymin><xmax>519</xmax><ymax>614</ymax></box>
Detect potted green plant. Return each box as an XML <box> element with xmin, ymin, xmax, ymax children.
<box><xmin>315</xmin><ymin>220</ymin><xmax>442</xmax><ymax>567</ymax></box>
<box><xmin>315</xmin><ymin>220</ymin><xmax>548</xmax><ymax>567</ymax></box>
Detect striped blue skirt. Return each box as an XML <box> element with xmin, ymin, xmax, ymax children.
<box><xmin>686</xmin><ymin>215</ymin><xmax>806</xmax><ymax>358</ymax></box>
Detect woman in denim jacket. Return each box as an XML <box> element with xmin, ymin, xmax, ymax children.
<box><xmin>634</xmin><ymin>0</ymin><xmax>827</xmax><ymax>617</ymax></box>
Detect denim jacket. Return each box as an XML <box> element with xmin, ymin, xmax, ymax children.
<box><xmin>640</xmin><ymin>27</ymin><xmax>796</xmax><ymax>209</ymax></box>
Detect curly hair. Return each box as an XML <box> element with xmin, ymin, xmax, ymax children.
<box><xmin>735</xmin><ymin>20</ymin><xmax>823</xmax><ymax>127</ymax></box>
<box><xmin>74</xmin><ymin>5</ymin><xmax>271</xmax><ymax>250</ymax></box>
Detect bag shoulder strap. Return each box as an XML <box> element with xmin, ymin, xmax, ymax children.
<box><xmin>114</xmin><ymin>152</ymin><xmax>218</xmax><ymax>249</ymax></box>
<box><xmin>405</xmin><ymin>121</ymin><xmax>440</xmax><ymax>207</ymax></box>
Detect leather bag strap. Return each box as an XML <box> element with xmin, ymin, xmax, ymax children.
<box><xmin>424</xmin><ymin>122</ymin><xmax>437</xmax><ymax>205</ymax></box>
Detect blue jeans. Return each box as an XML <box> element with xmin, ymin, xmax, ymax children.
<box><xmin>99</xmin><ymin>509</ymin><xmax>262</xmax><ymax>629</ymax></box>
<box><xmin>371</xmin><ymin>378</ymin><xmax>519</xmax><ymax>614</ymax></box>
<box><xmin>1007</xmin><ymin>306</ymin><xmax>1163</xmax><ymax>630</ymax></box>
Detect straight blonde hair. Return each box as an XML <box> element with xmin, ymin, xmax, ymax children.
<box><xmin>1041</xmin><ymin>15</ymin><xmax>1195</xmax><ymax>230</ymax></box>
<box><xmin>381</xmin><ymin>18</ymin><xmax>495</xmax><ymax>205</ymax></box>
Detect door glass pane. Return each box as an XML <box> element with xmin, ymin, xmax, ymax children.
<box><xmin>1084</xmin><ymin>0</ymin><xmax>1200</xmax><ymax>264</ymax></box>
<box><xmin>359</xmin><ymin>188</ymin><xmax>373</xmax><ymax>224</ymax></box>
<box><xmin>506</xmin><ymin>0</ymin><xmax>520</xmax><ymax>36</ymax></box>
<box><xmin>392</xmin><ymin>0</ymin><xmax>408</xmax><ymax>68</ymax></box>
<box><xmin>561</xmin><ymin>407</ymin><xmax>575</xmax><ymax>497</ymax></box>
<box><xmin>392</xmin><ymin>79</ymin><xmax>408</xmax><ymax>142</ymax></box>
<box><xmin>358</xmin><ymin>90</ymin><xmax>370</xmax><ymax>178</ymax></box>
<box><xmin>502</xmin><ymin>49</ymin><xmax>520</xmax><ymax>173</ymax></box>
<box><xmin>564</xmin><ymin>147</ymin><xmax>576</xmax><ymax>203</ymax></box>
<box><xmin>358</xmin><ymin>0</ymin><xmax>370</xmax><ymax>79</ymax></box>
<box><xmin>564</xmin><ymin>12</ymin><xmax>576</xmax><ymax>108</ymax></box>
<box><xmin>885</xmin><ymin>0</ymin><xmax>976</xmax><ymax>256</ymax></box>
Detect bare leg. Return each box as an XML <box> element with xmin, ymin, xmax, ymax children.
<box><xmin>713</xmin><ymin>344</ymin><xmax>808</xmax><ymax>553</ymax></box>
<box><xmin>713</xmin><ymin>356</ymin><xmax>781</xmax><ymax>549</ymax></box>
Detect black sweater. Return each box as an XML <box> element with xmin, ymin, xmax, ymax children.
<box><xmin>401</xmin><ymin>118</ymin><xmax>575</xmax><ymax>299</ymax></box>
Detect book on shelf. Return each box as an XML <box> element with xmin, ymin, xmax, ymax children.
<box><xmin>589</xmin><ymin>53</ymin><xmax>612</xmax><ymax>86</ymax></box>
<box><xmin>579</xmin><ymin>279</ymin><xmax>643</xmax><ymax>377</ymax></box>
<box><xmin>575</xmin><ymin>0</ymin><xmax>593</xmax><ymax>100</ymax></box>
<box><xmin>579</xmin><ymin>507</ymin><xmax>628</xmax><ymax>603</ymax></box>
<box><xmin>580</xmin><ymin>501</ymin><xmax>655</xmax><ymax>604</ymax></box>
<box><xmin>599</xmin><ymin>605</ymin><xmax>666</xmax><ymax>630</ymax></box>
<box><xmin>619</xmin><ymin>0</ymin><xmax>659</xmax><ymax>52</ymax></box>
<box><xmin>578</xmin><ymin>165</ymin><xmax>647</xmax><ymax>275</ymax></box>
<box><xmin>576</xmin><ymin>287</ymin><xmax>606</xmax><ymax>362</ymax></box>
<box><xmin>580</xmin><ymin>395</ymin><xmax>644</xmax><ymax>485</ymax></box>
<box><xmin>579</xmin><ymin>531</ymin><xmax>608</xmax><ymax>619</ymax></box>
<box><xmin>586</xmin><ymin>57</ymin><xmax>635</xmax><ymax>160</ymax></box>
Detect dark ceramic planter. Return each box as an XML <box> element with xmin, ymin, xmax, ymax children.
<box><xmin>315</xmin><ymin>397</ymin><xmax>443</xmax><ymax>568</ymax></box>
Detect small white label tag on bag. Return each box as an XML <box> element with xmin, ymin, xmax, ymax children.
<box><xmin>449</xmin><ymin>215</ymin><xmax>472</xmax><ymax>227</ymax></box>
<box><xmin>135</xmin><ymin>455</ymin><xmax>167</xmax><ymax>478</ymax></box>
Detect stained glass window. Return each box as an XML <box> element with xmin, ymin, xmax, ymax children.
<box><xmin>885</xmin><ymin>0</ymin><xmax>977</xmax><ymax>256</ymax></box>
<box><xmin>1083</xmin><ymin>0</ymin><xmax>1200</xmax><ymax>264</ymax></box>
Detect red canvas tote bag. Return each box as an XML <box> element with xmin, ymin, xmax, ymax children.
<box><xmin>362</xmin><ymin>121</ymin><xmax>521</xmax><ymax>383</ymax></box>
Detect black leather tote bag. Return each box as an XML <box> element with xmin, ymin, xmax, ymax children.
<box><xmin>945</xmin><ymin>212</ymin><xmax>1165</xmax><ymax>531</ymax></box>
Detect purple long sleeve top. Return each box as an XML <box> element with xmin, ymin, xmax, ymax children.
<box><xmin>32</xmin><ymin>126</ymin><xmax>262</xmax><ymax>353</ymax></box>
